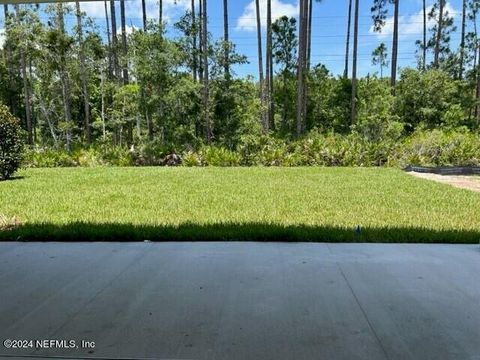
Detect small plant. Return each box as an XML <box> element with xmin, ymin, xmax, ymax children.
<box><xmin>0</xmin><ymin>105</ymin><xmax>24</xmax><ymax>180</ymax></box>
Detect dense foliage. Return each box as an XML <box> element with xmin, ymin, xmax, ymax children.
<box><xmin>1</xmin><ymin>2</ymin><xmax>479</xmax><ymax>167</ymax></box>
<box><xmin>0</xmin><ymin>105</ymin><xmax>24</xmax><ymax>180</ymax></box>
<box><xmin>22</xmin><ymin>128</ymin><xmax>480</xmax><ymax>168</ymax></box>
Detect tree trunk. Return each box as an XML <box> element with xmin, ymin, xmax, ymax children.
<box><xmin>159</xmin><ymin>0</ymin><xmax>163</xmax><ymax>25</ymax></box>
<box><xmin>110</xmin><ymin>0</ymin><xmax>120</xmax><ymax>80</ymax></box>
<box><xmin>255</xmin><ymin>0</ymin><xmax>266</xmax><ymax>132</ymax></box>
<box><xmin>76</xmin><ymin>1</ymin><xmax>91</xmax><ymax>144</ymax></box>
<box><xmin>57</xmin><ymin>4</ymin><xmax>72</xmax><ymax>149</ymax></box>
<box><xmin>266</xmin><ymin>0</ymin><xmax>274</xmax><ymax>129</ymax></box>
<box><xmin>351</xmin><ymin>0</ymin><xmax>359</xmax><ymax>124</ymax></box>
<box><xmin>423</xmin><ymin>0</ymin><xmax>426</xmax><ymax>70</ymax></box>
<box><xmin>434</xmin><ymin>0</ymin><xmax>444</xmax><ymax>68</ymax></box>
<box><xmin>459</xmin><ymin>0</ymin><xmax>466</xmax><ymax>79</ymax></box>
<box><xmin>120</xmin><ymin>0</ymin><xmax>129</xmax><ymax>85</ymax></box>
<box><xmin>390</xmin><ymin>0</ymin><xmax>399</xmax><ymax>89</ymax></box>
<box><xmin>306</xmin><ymin>0</ymin><xmax>313</xmax><ymax>71</ymax></box>
<box><xmin>202</xmin><ymin>0</ymin><xmax>211</xmax><ymax>142</ymax></box>
<box><xmin>192</xmin><ymin>0</ymin><xmax>197</xmax><ymax>81</ymax></box>
<box><xmin>344</xmin><ymin>0</ymin><xmax>353</xmax><ymax>78</ymax></box>
<box><xmin>223</xmin><ymin>0</ymin><xmax>230</xmax><ymax>78</ymax></box>
<box><xmin>3</xmin><ymin>4</ymin><xmax>18</xmax><ymax>116</ymax></box>
<box><xmin>15</xmin><ymin>6</ymin><xmax>32</xmax><ymax>144</ymax></box>
<box><xmin>142</xmin><ymin>0</ymin><xmax>147</xmax><ymax>31</ymax></box>
<box><xmin>104</xmin><ymin>1</ymin><xmax>113</xmax><ymax>79</ymax></box>
<box><xmin>198</xmin><ymin>0</ymin><xmax>203</xmax><ymax>83</ymax></box>
<box><xmin>296</xmin><ymin>0</ymin><xmax>308</xmax><ymax>136</ymax></box>
<box><xmin>477</xmin><ymin>44</ymin><xmax>480</xmax><ymax>126</ymax></box>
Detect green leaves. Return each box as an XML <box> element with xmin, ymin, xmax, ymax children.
<box><xmin>0</xmin><ymin>104</ymin><xmax>24</xmax><ymax>180</ymax></box>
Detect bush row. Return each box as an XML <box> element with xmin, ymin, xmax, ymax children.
<box><xmin>23</xmin><ymin>129</ymin><xmax>480</xmax><ymax>168</ymax></box>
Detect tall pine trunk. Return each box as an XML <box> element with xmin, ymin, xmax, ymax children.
<box><xmin>192</xmin><ymin>0</ymin><xmax>197</xmax><ymax>81</ymax></box>
<box><xmin>57</xmin><ymin>4</ymin><xmax>72</xmax><ymax>149</ymax></box>
<box><xmin>390</xmin><ymin>0</ymin><xmax>399</xmax><ymax>89</ymax></box>
<box><xmin>110</xmin><ymin>0</ymin><xmax>120</xmax><ymax>80</ymax></box>
<box><xmin>434</xmin><ymin>0</ymin><xmax>444</xmax><ymax>68</ymax></box>
<box><xmin>255</xmin><ymin>0</ymin><xmax>266</xmax><ymax>132</ymax></box>
<box><xmin>15</xmin><ymin>5</ymin><xmax>32</xmax><ymax>144</ymax></box>
<box><xmin>459</xmin><ymin>0</ymin><xmax>466</xmax><ymax>79</ymax></box>
<box><xmin>3</xmin><ymin>4</ymin><xmax>18</xmax><ymax>116</ymax></box>
<box><xmin>344</xmin><ymin>0</ymin><xmax>353</xmax><ymax>78</ymax></box>
<box><xmin>423</xmin><ymin>0</ymin><xmax>426</xmax><ymax>70</ymax></box>
<box><xmin>142</xmin><ymin>0</ymin><xmax>147</xmax><ymax>31</ymax></box>
<box><xmin>306</xmin><ymin>0</ymin><xmax>313</xmax><ymax>70</ymax></box>
<box><xmin>477</xmin><ymin>44</ymin><xmax>480</xmax><ymax>126</ymax></box>
<box><xmin>202</xmin><ymin>0</ymin><xmax>211</xmax><ymax>142</ymax></box>
<box><xmin>76</xmin><ymin>2</ymin><xmax>91</xmax><ymax>144</ymax></box>
<box><xmin>296</xmin><ymin>0</ymin><xmax>308</xmax><ymax>136</ymax></box>
<box><xmin>120</xmin><ymin>0</ymin><xmax>129</xmax><ymax>85</ymax></box>
<box><xmin>159</xmin><ymin>0</ymin><xmax>163</xmax><ymax>25</ymax></box>
<box><xmin>266</xmin><ymin>0</ymin><xmax>274</xmax><ymax>129</ymax></box>
<box><xmin>104</xmin><ymin>1</ymin><xmax>113</xmax><ymax>79</ymax></box>
<box><xmin>223</xmin><ymin>0</ymin><xmax>230</xmax><ymax>78</ymax></box>
<box><xmin>351</xmin><ymin>0</ymin><xmax>359</xmax><ymax>124</ymax></box>
<box><xmin>198</xmin><ymin>0</ymin><xmax>204</xmax><ymax>82</ymax></box>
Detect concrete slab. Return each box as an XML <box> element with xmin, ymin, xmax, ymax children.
<box><xmin>0</xmin><ymin>242</ymin><xmax>479</xmax><ymax>360</ymax></box>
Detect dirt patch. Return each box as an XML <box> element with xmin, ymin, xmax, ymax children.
<box><xmin>0</xmin><ymin>215</ymin><xmax>21</xmax><ymax>231</ymax></box>
<box><xmin>409</xmin><ymin>172</ymin><xmax>480</xmax><ymax>193</ymax></box>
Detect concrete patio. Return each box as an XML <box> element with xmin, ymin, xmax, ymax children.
<box><xmin>0</xmin><ymin>242</ymin><xmax>479</xmax><ymax>360</ymax></box>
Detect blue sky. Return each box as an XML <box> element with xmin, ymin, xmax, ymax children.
<box><xmin>1</xmin><ymin>0</ymin><xmax>467</xmax><ymax>78</ymax></box>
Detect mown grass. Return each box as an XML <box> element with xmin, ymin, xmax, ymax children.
<box><xmin>1</xmin><ymin>167</ymin><xmax>479</xmax><ymax>243</ymax></box>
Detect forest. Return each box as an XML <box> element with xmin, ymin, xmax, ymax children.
<box><xmin>1</xmin><ymin>0</ymin><xmax>480</xmax><ymax>168</ymax></box>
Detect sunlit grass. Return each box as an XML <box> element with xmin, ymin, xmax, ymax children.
<box><xmin>1</xmin><ymin>167</ymin><xmax>479</xmax><ymax>242</ymax></box>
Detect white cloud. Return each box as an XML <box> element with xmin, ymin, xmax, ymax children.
<box><xmin>370</xmin><ymin>2</ymin><xmax>457</xmax><ymax>39</ymax></box>
<box><xmin>117</xmin><ymin>25</ymin><xmax>139</xmax><ymax>36</ymax></box>
<box><xmin>236</xmin><ymin>0</ymin><xmax>298</xmax><ymax>32</ymax></box>
<box><xmin>74</xmin><ymin>0</ymin><xmax>190</xmax><ymax>23</ymax></box>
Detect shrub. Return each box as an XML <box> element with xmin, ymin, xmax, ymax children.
<box><xmin>0</xmin><ymin>105</ymin><xmax>24</xmax><ymax>180</ymax></box>
<box><xmin>397</xmin><ymin>129</ymin><xmax>480</xmax><ymax>167</ymax></box>
<box><xmin>200</xmin><ymin>146</ymin><xmax>241</xmax><ymax>166</ymax></box>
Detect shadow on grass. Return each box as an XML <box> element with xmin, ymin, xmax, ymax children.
<box><xmin>0</xmin><ymin>222</ymin><xmax>479</xmax><ymax>244</ymax></box>
<box><xmin>0</xmin><ymin>176</ymin><xmax>25</xmax><ymax>182</ymax></box>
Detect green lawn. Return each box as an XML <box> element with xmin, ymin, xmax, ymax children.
<box><xmin>1</xmin><ymin>167</ymin><xmax>480</xmax><ymax>243</ymax></box>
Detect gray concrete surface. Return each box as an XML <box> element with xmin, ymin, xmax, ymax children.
<box><xmin>0</xmin><ymin>242</ymin><xmax>479</xmax><ymax>360</ymax></box>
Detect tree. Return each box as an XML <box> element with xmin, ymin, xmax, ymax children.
<box><xmin>423</xmin><ymin>0</ymin><xmax>427</xmax><ymax>70</ymax></box>
<box><xmin>459</xmin><ymin>0</ymin><xmax>467</xmax><ymax>79</ymax></box>
<box><xmin>0</xmin><ymin>105</ymin><xmax>24</xmax><ymax>180</ymax></box>
<box><xmin>428</xmin><ymin>0</ymin><xmax>456</xmax><ymax>70</ymax></box>
<box><xmin>75</xmin><ymin>1</ymin><xmax>91</xmax><ymax>143</ymax></box>
<box><xmin>201</xmin><ymin>0</ymin><xmax>211</xmax><ymax>142</ymax></box>
<box><xmin>371</xmin><ymin>0</ymin><xmax>400</xmax><ymax>88</ymax></box>
<box><xmin>110</xmin><ymin>0</ymin><xmax>120</xmax><ymax>80</ymax></box>
<box><xmin>296</xmin><ymin>0</ymin><xmax>309</xmax><ymax>136</ymax></box>
<box><xmin>434</xmin><ymin>0</ymin><xmax>445</xmax><ymax>68</ymax></box>
<box><xmin>255</xmin><ymin>0</ymin><xmax>267</xmax><ymax>132</ymax></box>
<box><xmin>104</xmin><ymin>1</ymin><xmax>112</xmax><ymax>78</ymax></box>
<box><xmin>14</xmin><ymin>5</ymin><xmax>33</xmax><ymax>144</ymax></box>
<box><xmin>372</xmin><ymin>43</ymin><xmax>389</xmax><ymax>78</ymax></box>
<box><xmin>192</xmin><ymin>0</ymin><xmax>198</xmax><ymax>81</ymax></box>
<box><xmin>351</xmin><ymin>0</ymin><xmax>359</xmax><ymax>124</ymax></box>
<box><xmin>142</xmin><ymin>0</ymin><xmax>147</xmax><ymax>31</ymax></box>
<box><xmin>266</xmin><ymin>0</ymin><xmax>274</xmax><ymax>129</ymax></box>
<box><xmin>273</xmin><ymin>16</ymin><xmax>297</xmax><ymax>130</ymax></box>
<box><xmin>159</xmin><ymin>0</ymin><xmax>163</xmax><ymax>25</ymax></box>
<box><xmin>223</xmin><ymin>0</ymin><xmax>230</xmax><ymax>78</ymax></box>
<box><xmin>120</xmin><ymin>0</ymin><xmax>129</xmax><ymax>84</ymax></box>
<box><xmin>344</xmin><ymin>0</ymin><xmax>353</xmax><ymax>78</ymax></box>
<box><xmin>56</xmin><ymin>3</ymin><xmax>73</xmax><ymax>149</ymax></box>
